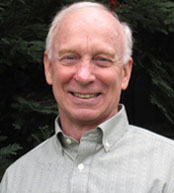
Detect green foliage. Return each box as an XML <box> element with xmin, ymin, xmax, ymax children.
<box><xmin>116</xmin><ymin>0</ymin><xmax>174</xmax><ymax>125</ymax></box>
<box><xmin>0</xmin><ymin>135</ymin><xmax>22</xmax><ymax>178</ymax></box>
<box><xmin>0</xmin><ymin>0</ymin><xmax>60</xmax><ymax>179</ymax></box>
<box><xmin>0</xmin><ymin>0</ymin><xmax>174</xmax><ymax>179</ymax></box>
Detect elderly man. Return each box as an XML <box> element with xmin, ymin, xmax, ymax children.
<box><xmin>0</xmin><ymin>2</ymin><xmax>174</xmax><ymax>193</ymax></box>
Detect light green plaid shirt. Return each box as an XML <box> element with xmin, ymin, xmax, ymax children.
<box><xmin>1</xmin><ymin>105</ymin><xmax>174</xmax><ymax>193</ymax></box>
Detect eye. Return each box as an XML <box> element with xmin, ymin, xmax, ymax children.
<box><xmin>59</xmin><ymin>54</ymin><xmax>79</xmax><ymax>66</ymax></box>
<box><xmin>94</xmin><ymin>56</ymin><xmax>112</xmax><ymax>67</ymax></box>
<box><xmin>98</xmin><ymin>57</ymin><xmax>108</xmax><ymax>62</ymax></box>
<box><xmin>66</xmin><ymin>55</ymin><xmax>76</xmax><ymax>60</ymax></box>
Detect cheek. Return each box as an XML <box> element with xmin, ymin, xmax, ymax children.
<box><xmin>100</xmin><ymin>70</ymin><xmax>123</xmax><ymax>102</ymax></box>
<box><xmin>52</xmin><ymin>65</ymin><xmax>73</xmax><ymax>84</ymax></box>
<box><xmin>50</xmin><ymin>66</ymin><xmax>65</xmax><ymax>95</ymax></box>
<box><xmin>98</xmin><ymin>68</ymin><xmax>122</xmax><ymax>88</ymax></box>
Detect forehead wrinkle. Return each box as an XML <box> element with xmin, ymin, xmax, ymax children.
<box><xmin>86</xmin><ymin>34</ymin><xmax>90</xmax><ymax>55</ymax></box>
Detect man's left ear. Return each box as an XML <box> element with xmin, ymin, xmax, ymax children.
<box><xmin>121</xmin><ymin>57</ymin><xmax>133</xmax><ymax>90</ymax></box>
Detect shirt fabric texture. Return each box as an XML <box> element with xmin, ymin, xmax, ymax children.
<box><xmin>0</xmin><ymin>105</ymin><xmax>174</xmax><ymax>193</ymax></box>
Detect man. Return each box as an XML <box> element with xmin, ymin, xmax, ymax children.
<box><xmin>0</xmin><ymin>2</ymin><xmax>174</xmax><ymax>193</ymax></box>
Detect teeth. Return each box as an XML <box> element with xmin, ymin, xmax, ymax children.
<box><xmin>73</xmin><ymin>93</ymin><xmax>97</xmax><ymax>99</ymax></box>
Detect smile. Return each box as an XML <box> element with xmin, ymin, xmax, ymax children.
<box><xmin>70</xmin><ymin>92</ymin><xmax>100</xmax><ymax>99</ymax></box>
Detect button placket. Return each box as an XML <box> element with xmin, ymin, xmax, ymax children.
<box><xmin>70</xmin><ymin>136</ymin><xmax>99</xmax><ymax>193</ymax></box>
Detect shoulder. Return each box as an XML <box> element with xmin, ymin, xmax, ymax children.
<box><xmin>127</xmin><ymin>125</ymin><xmax>174</xmax><ymax>154</ymax></box>
<box><xmin>4</xmin><ymin>134</ymin><xmax>59</xmax><ymax>177</ymax></box>
<box><xmin>0</xmin><ymin>135</ymin><xmax>61</xmax><ymax>192</ymax></box>
<box><xmin>130</xmin><ymin>125</ymin><xmax>174</xmax><ymax>145</ymax></box>
<box><xmin>120</xmin><ymin>125</ymin><xmax>174</xmax><ymax>178</ymax></box>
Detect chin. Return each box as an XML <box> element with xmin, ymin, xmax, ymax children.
<box><xmin>71</xmin><ymin>109</ymin><xmax>105</xmax><ymax>124</ymax></box>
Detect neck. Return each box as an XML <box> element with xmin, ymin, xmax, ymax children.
<box><xmin>58</xmin><ymin>107</ymin><xmax>120</xmax><ymax>141</ymax></box>
<box><xmin>59</xmin><ymin>115</ymin><xmax>98</xmax><ymax>142</ymax></box>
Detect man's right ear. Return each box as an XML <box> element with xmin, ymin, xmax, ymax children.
<box><xmin>43</xmin><ymin>51</ymin><xmax>53</xmax><ymax>85</ymax></box>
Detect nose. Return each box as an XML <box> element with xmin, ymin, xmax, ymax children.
<box><xmin>74</xmin><ymin>60</ymin><xmax>96</xmax><ymax>85</ymax></box>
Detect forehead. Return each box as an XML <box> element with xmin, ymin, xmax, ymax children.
<box><xmin>61</xmin><ymin>7</ymin><xmax>117</xmax><ymax>25</ymax></box>
<box><xmin>52</xmin><ymin>7</ymin><xmax>124</xmax><ymax>55</ymax></box>
<box><xmin>57</xmin><ymin>7</ymin><xmax>122</xmax><ymax>38</ymax></box>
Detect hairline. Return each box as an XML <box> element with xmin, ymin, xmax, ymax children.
<box><xmin>45</xmin><ymin>2</ymin><xmax>133</xmax><ymax>65</ymax></box>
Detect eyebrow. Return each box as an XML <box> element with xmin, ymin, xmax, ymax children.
<box><xmin>58</xmin><ymin>48</ymin><xmax>117</xmax><ymax>59</ymax></box>
<box><xmin>58</xmin><ymin>49</ymin><xmax>77</xmax><ymax>56</ymax></box>
<box><xmin>94</xmin><ymin>50</ymin><xmax>116</xmax><ymax>58</ymax></box>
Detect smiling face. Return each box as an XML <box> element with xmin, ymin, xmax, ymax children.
<box><xmin>44</xmin><ymin>7</ymin><xmax>132</xmax><ymax>128</ymax></box>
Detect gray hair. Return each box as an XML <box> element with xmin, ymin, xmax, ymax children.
<box><xmin>45</xmin><ymin>1</ymin><xmax>133</xmax><ymax>65</ymax></box>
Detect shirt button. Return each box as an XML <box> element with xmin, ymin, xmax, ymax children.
<box><xmin>66</xmin><ymin>138</ymin><xmax>72</xmax><ymax>144</ymax></box>
<box><xmin>105</xmin><ymin>141</ymin><xmax>110</xmax><ymax>149</ymax></box>
<box><xmin>78</xmin><ymin>163</ymin><xmax>84</xmax><ymax>171</ymax></box>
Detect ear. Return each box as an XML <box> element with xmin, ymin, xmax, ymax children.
<box><xmin>121</xmin><ymin>57</ymin><xmax>133</xmax><ymax>90</ymax></box>
<box><xmin>43</xmin><ymin>51</ymin><xmax>53</xmax><ymax>85</ymax></box>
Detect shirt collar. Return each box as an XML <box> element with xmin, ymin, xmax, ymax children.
<box><xmin>54</xmin><ymin>117</ymin><xmax>64</xmax><ymax>154</ymax></box>
<box><xmin>98</xmin><ymin>104</ymin><xmax>129</xmax><ymax>152</ymax></box>
<box><xmin>54</xmin><ymin>104</ymin><xmax>129</xmax><ymax>153</ymax></box>
<box><xmin>55</xmin><ymin>117</ymin><xmax>62</xmax><ymax>135</ymax></box>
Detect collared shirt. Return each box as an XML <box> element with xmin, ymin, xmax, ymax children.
<box><xmin>0</xmin><ymin>105</ymin><xmax>174</xmax><ymax>193</ymax></box>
